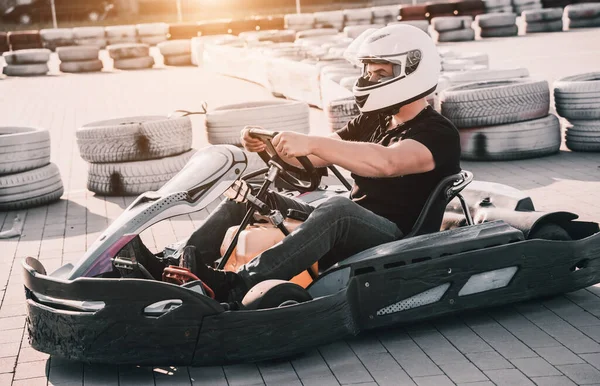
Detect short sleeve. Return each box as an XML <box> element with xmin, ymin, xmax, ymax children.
<box><xmin>408</xmin><ymin>122</ymin><xmax>460</xmax><ymax>168</ymax></box>
<box><xmin>335</xmin><ymin>113</ymin><xmax>377</xmax><ymax>142</ymax></box>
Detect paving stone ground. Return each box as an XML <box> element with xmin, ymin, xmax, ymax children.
<box><xmin>0</xmin><ymin>28</ymin><xmax>600</xmax><ymax>385</ymax></box>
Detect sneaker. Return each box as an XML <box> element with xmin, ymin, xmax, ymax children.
<box><xmin>194</xmin><ymin>262</ymin><xmax>249</xmax><ymax>303</ymax></box>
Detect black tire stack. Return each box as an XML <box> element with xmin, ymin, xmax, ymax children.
<box><xmin>0</xmin><ymin>127</ymin><xmax>63</xmax><ymax>211</ymax></box>
<box><xmin>2</xmin><ymin>49</ymin><xmax>50</xmax><ymax>77</ymax></box>
<box><xmin>554</xmin><ymin>72</ymin><xmax>600</xmax><ymax>152</ymax></box>
<box><xmin>440</xmin><ymin>79</ymin><xmax>561</xmax><ymax>161</ymax></box>
<box><xmin>57</xmin><ymin>46</ymin><xmax>103</xmax><ymax>73</ymax></box>
<box><xmin>76</xmin><ymin>116</ymin><xmax>195</xmax><ymax>196</ymax></box>
<box><xmin>522</xmin><ymin>8</ymin><xmax>564</xmax><ymax>33</ymax></box>
<box><xmin>476</xmin><ymin>13</ymin><xmax>519</xmax><ymax>37</ymax></box>
<box><xmin>565</xmin><ymin>3</ymin><xmax>600</xmax><ymax>29</ymax></box>
<box><xmin>431</xmin><ymin>16</ymin><xmax>476</xmax><ymax>42</ymax></box>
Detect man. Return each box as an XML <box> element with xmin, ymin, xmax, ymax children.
<box><xmin>188</xmin><ymin>24</ymin><xmax>461</xmax><ymax>303</ymax></box>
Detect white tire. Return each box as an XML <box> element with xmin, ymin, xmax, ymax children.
<box><xmin>157</xmin><ymin>39</ymin><xmax>191</xmax><ymax>56</ymax></box>
<box><xmin>72</xmin><ymin>27</ymin><xmax>105</xmax><ymax>39</ymax></box>
<box><xmin>136</xmin><ymin>22</ymin><xmax>169</xmax><ymax>36</ymax></box>
<box><xmin>56</xmin><ymin>45</ymin><xmax>99</xmax><ymax>62</ymax></box>
<box><xmin>3</xmin><ymin>48</ymin><xmax>51</xmax><ymax>64</ymax></box>
<box><xmin>0</xmin><ymin>163</ymin><xmax>63</xmax><ymax>210</ymax></box>
<box><xmin>75</xmin><ymin>38</ymin><xmax>107</xmax><ymax>48</ymax></box>
<box><xmin>313</xmin><ymin>10</ymin><xmax>345</xmax><ymax>24</ymax></box>
<box><xmin>443</xmin><ymin>67</ymin><xmax>529</xmax><ymax>84</ymax></box>
<box><xmin>60</xmin><ymin>59</ymin><xmax>103</xmax><ymax>73</ymax></box>
<box><xmin>521</xmin><ymin>8</ymin><xmax>564</xmax><ymax>22</ymax></box>
<box><xmin>107</xmin><ymin>37</ymin><xmax>138</xmax><ymax>45</ymax></box>
<box><xmin>0</xmin><ymin>127</ymin><xmax>50</xmax><ymax>175</ymax></box>
<box><xmin>3</xmin><ymin>63</ymin><xmax>48</xmax><ymax>76</ymax></box>
<box><xmin>206</xmin><ymin>100</ymin><xmax>310</xmax><ymax>146</ymax></box>
<box><xmin>565</xmin><ymin>3</ymin><xmax>600</xmax><ymax>19</ymax></box>
<box><xmin>437</xmin><ymin>28</ymin><xmax>476</xmax><ymax>42</ymax></box>
<box><xmin>77</xmin><ymin>115</ymin><xmax>192</xmax><ymax>163</ymax></box>
<box><xmin>459</xmin><ymin>114</ymin><xmax>560</xmax><ymax>160</ymax></box>
<box><xmin>107</xmin><ymin>43</ymin><xmax>150</xmax><ymax>60</ymax></box>
<box><xmin>343</xmin><ymin>24</ymin><xmax>386</xmax><ymax>38</ymax></box>
<box><xmin>113</xmin><ymin>56</ymin><xmax>154</xmax><ymax>70</ymax></box>
<box><xmin>164</xmin><ymin>54</ymin><xmax>192</xmax><ymax>66</ymax></box>
<box><xmin>40</xmin><ymin>28</ymin><xmax>73</xmax><ymax>41</ymax></box>
<box><xmin>484</xmin><ymin>0</ymin><xmax>512</xmax><ymax>7</ymax></box>
<box><xmin>476</xmin><ymin>12</ymin><xmax>517</xmax><ymax>28</ymax></box>
<box><xmin>138</xmin><ymin>35</ymin><xmax>167</xmax><ymax>46</ymax></box>
<box><xmin>105</xmin><ymin>25</ymin><xmax>137</xmax><ymax>38</ymax></box>
<box><xmin>295</xmin><ymin>28</ymin><xmax>339</xmax><ymax>39</ymax></box>
<box><xmin>432</xmin><ymin>16</ymin><xmax>473</xmax><ymax>32</ymax></box>
<box><xmin>87</xmin><ymin>150</ymin><xmax>196</xmax><ymax>196</ymax></box>
<box><xmin>344</xmin><ymin>8</ymin><xmax>374</xmax><ymax>21</ymax></box>
<box><xmin>284</xmin><ymin>13</ymin><xmax>316</xmax><ymax>27</ymax></box>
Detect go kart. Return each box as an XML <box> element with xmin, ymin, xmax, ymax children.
<box><xmin>22</xmin><ymin>128</ymin><xmax>600</xmax><ymax>366</ymax></box>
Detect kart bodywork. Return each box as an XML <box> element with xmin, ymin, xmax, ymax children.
<box><xmin>22</xmin><ymin>144</ymin><xmax>600</xmax><ymax>366</ymax></box>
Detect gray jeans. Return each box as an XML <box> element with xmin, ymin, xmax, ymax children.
<box><xmin>186</xmin><ymin>192</ymin><xmax>402</xmax><ymax>288</ymax></box>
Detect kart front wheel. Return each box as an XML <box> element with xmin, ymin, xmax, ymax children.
<box><xmin>528</xmin><ymin>223</ymin><xmax>572</xmax><ymax>241</ymax></box>
<box><xmin>242</xmin><ymin>279</ymin><xmax>312</xmax><ymax>310</ymax></box>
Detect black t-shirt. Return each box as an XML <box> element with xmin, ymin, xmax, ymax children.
<box><xmin>335</xmin><ymin>105</ymin><xmax>461</xmax><ymax>235</ymax></box>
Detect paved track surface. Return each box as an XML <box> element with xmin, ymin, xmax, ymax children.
<box><xmin>0</xmin><ymin>27</ymin><xmax>599</xmax><ymax>386</ymax></box>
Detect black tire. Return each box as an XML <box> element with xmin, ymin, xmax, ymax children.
<box><xmin>242</xmin><ymin>279</ymin><xmax>313</xmax><ymax>310</ymax></box>
<box><xmin>476</xmin><ymin>12</ymin><xmax>517</xmax><ymax>28</ymax></box>
<box><xmin>440</xmin><ymin>79</ymin><xmax>550</xmax><ymax>128</ymax></box>
<box><xmin>528</xmin><ymin>223</ymin><xmax>572</xmax><ymax>241</ymax></box>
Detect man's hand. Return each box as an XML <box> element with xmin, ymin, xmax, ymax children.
<box><xmin>240</xmin><ymin>127</ymin><xmax>266</xmax><ymax>153</ymax></box>
<box><xmin>272</xmin><ymin>132</ymin><xmax>314</xmax><ymax>158</ymax></box>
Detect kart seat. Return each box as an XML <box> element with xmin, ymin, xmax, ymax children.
<box><xmin>404</xmin><ymin>170</ymin><xmax>474</xmax><ymax>238</ymax></box>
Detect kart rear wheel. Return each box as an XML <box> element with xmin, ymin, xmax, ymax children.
<box><xmin>528</xmin><ymin>223</ymin><xmax>572</xmax><ymax>241</ymax></box>
<box><xmin>242</xmin><ymin>279</ymin><xmax>312</xmax><ymax>310</ymax></box>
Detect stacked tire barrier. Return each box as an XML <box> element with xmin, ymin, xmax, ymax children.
<box><xmin>554</xmin><ymin>72</ymin><xmax>600</xmax><ymax>152</ymax></box>
<box><xmin>522</xmin><ymin>8</ymin><xmax>564</xmax><ymax>32</ymax></box>
<box><xmin>326</xmin><ymin>96</ymin><xmax>360</xmax><ymax>132</ymax></box>
<box><xmin>284</xmin><ymin>14</ymin><xmax>316</xmax><ymax>31</ymax></box>
<box><xmin>483</xmin><ymin>0</ymin><xmax>514</xmax><ymax>14</ymax></box>
<box><xmin>73</xmin><ymin>27</ymin><xmax>106</xmax><ymax>48</ymax></box>
<box><xmin>512</xmin><ymin>0</ymin><xmax>543</xmax><ymax>15</ymax></box>
<box><xmin>371</xmin><ymin>5</ymin><xmax>401</xmax><ymax>24</ymax></box>
<box><xmin>57</xmin><ymin>46</ymin><xmax>103</xmax><ymax>73</ymax></box>
<box><xmin>40</xmin><ymin>28</ymin><xmax>74</xmax><ymax>51</ymax></box>
<box><xmin>136</xmin><ymin>23</ymin><xmax>169</xmax><ymax>46</ymax></box>
<box><xmin>440</xmin><ymin>79</ymin><xmax>561</xmax><ymax>160</ymax></box>
<box><xmin>0</xmin><ymin>127</ymin><xmax>63</xmax><ymax>210</ymax></box>
<box><xmin>158</xmin><ymin>40</ymin><xmax>192</xmax><ymax>66</ymax></box>
<box><xmin>205</xmin><ymin>100</ymin><xmax>310</xmax><ymax>176</ymax></box>
<box><xmin>2</xmin><ymin>49</ymin><xmax>50</xmax><ymax>77</ymax></box>
<box><xmin>565</xmin><ymin>3</ymin><xmax>600</xmax><ymax>29</ymax></box>
<box><xmin>105</xmin><ymin>25</ymin><xmax>137</xmax><ymax>45</ymax></box>
<box><xmin>344</xmin><ymin>8</ymin><xmax>373</xmax><ymax>27</ymax></box>
<box><xmin>7</xmin><ymin>31</ymin><xmax>42</xmax><ymax>51</ymax></box>
<box><xmin>431</xmin><ymin>16</ymin><xmax>475</xmax><ymax>41</ymax></box>
<box><xmin>314</xmin><ymin>11</ymin><xmax>345</xmax><ymax>30</ymax></box>
<box><xmin>108</xmin><ymin>43</ymin><xmax>154</xmax><ymax>70</ymax></box>
<box><xmin>76</xmin><ymin>116</ymin><xmax>194</xmax><ymax>195</ymax></box>
<box><xmin>476</xmin><ymin>12</ymin><xmax>519</xmax><ymax>37</ymax></box>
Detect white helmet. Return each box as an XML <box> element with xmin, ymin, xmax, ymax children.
<box><xmin>343</xmin><ymin>24</ymin><xmax>441</xmax><ymax>115</ymax></box>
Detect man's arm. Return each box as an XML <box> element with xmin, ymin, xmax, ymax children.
<box><xmin>275</xmin><ymin>132</ymin><xmax>340</xmax><ymax>169</ymax></box>
<box><xmin>273</xmin><ymin>132</ymin><xmax>435</xmax><ymax>178</ymax></box>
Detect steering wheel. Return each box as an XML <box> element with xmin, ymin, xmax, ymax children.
<box><xmin>247</xmin><ymin>127</ymin><xmax>321</xmax><ymax>192</ymax></box>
